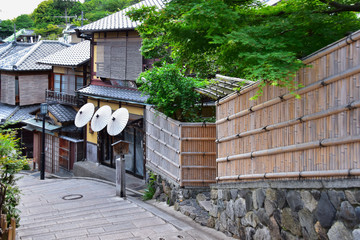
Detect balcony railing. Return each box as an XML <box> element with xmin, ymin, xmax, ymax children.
<box><xmin>46</xmin><ymin>90</ymin><xmax>83</xmax><ymax>106</ymax></box>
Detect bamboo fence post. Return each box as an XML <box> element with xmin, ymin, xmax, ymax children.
<box><xmin>10</xmin><ymin>218</ymin><xmax>15</xmax><ymax>240</ymax></box>
<box><xmin>7</xmin><ymin>227</ymin><xmax>12</xmax><ymax>240</ymax></box>
<box><xmin>1</xmin><ymin>214</ymin><xmax>6</xmax><ymax>234</ymax></box>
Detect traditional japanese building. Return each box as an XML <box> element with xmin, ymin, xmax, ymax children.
<box><xmin>75</xmin><ymin>0</ymin><xmax>165</xmax><ymax>178</ymax></box>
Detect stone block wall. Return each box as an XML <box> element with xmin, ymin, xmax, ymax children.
<box><xmin>206</xmin><ymin>179</ymin><xmax>360</xmax><ymax>239</ymax></box>
<box><xmin>150</xmin><ymin>173</ymin><xmax>360</xmax><ymax>239</ymax></box>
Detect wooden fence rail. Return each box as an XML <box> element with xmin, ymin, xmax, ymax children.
<box><xmin>216</xmin><ymin>30</ymin><xmax>360</xmax><ymax>182</ymax></box>
<box><xmin>145</xmin><ymin>106</ymin><xmax>216</xmax><ymax>187</ymax></box>
<box><xmin>1</xmin><ymin>215</ymin><xmax>15</xmax><ymax>240</ymax></box>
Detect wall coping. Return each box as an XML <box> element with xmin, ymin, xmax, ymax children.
<box><xmin>211</xmin><ymin>178</ymin><xmax>360</xmax><ymax>189</ymax></box>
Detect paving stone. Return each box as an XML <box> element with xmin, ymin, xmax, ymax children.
<box><xmin>132</xmin><ymin>217</ymin><xmax>166</xmax><ymax>228</ymax></box>
<box><xmin>99</xmin><ymin>231</ymin><xmax>134</xmax><ymax>240</ymax></box>
<box><xmin>17</xmin><ymin>174</ymin><xmax>232</xmax><ymax>240</ymax></box>
<box><xmin>54</xmin><ymin>229</ymin><xmax>89</xmax><ymax>239</ymax></box>
<box><xmin>87</xmin><ymin>227</ymin><xmax>106</xmax><ymax>234</ymax></box>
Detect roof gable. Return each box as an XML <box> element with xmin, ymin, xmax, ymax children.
<box><xmin>38</xmin><ymin>40</ymin><xmax>90</xmax><ymax>67</ymax></box>
<box><xmin>0</xmin><ymin>41</ymin><xmax>70</xmax><ymax>71</ymax></box>
<box><xmin>79</xmin><ymin>0</ymin><xmax>165</xmax><ymax>32</ymax></box>
<box><xmin>48</xmin><ymin>104</ymin><xmax>77</xmax><ymax>123</ymax></box>
<box><xmin>0</xmin><ymin>42</ymin><xmax>34</xmax><ymax>59</ymax></box>
<box><xmin>77</xmin><ymin>85</ymin><xmax>148</xmax><ymax>104</ymax></box>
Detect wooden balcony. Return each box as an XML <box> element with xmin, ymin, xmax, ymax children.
<box><xmin>46</xmin><ymin>90</ymin><xmax>84</xmax><ymax>106</ymax></box>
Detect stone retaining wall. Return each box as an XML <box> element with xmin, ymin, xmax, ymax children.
<box><xmin>208</xmin><ymin>179</ymin><xmax>360</xmax><ymax>239</ymax></box>
<box><xmin>151</xmin><ymin>174</ymin><xmax>360</xmax><ymax>239</ymax></box>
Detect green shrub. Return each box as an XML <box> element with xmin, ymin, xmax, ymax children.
<box><xmin>137</xmin><ymin>63</ymin><xmax>206</xmax><ymax>122</ymax></box>
<box><xmin>0</xmin><ymin>128</ymin><xmax>28</xmax><ymax>227</ymax></box>
<box><xmin>143</xmin><ymin>172</ymin><xmax>157</xmax><ymax>201</ymax></box>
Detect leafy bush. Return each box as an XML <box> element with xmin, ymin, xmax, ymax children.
<box><xmin>137</xmin><ymin>63</ymin><xmax>205</xmax><ymax>122</ymax></box>
<box><xmin>142</xmin><ymin>172</ymin><xmax>157</xmax><ymax>201</ymax></box>
<box><xmin>0</xmin><ymin>128</ymin><xmax>28</xmax><ymax>226</ymax></box>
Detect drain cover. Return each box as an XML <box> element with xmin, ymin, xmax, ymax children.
<box><xmin>62</xmin><ymin>194</ymin><xmax>83</xmax><ymax>200</ymax></box>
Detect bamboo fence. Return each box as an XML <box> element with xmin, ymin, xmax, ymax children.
<box><xmin>145</xmin><ymin>106</ymin><xmax>216</xmax><ymax>187</ymax></box>
<box><xmin>216</xmin><ymin>30</ymin><xmax>360</xmax><ymax>182</ymax></box>
<box><xmin>0</xmin><ymin>215</ymin><xmax>15</xmax><ymax>240</ymax></box>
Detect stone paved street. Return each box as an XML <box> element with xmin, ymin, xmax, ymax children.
<box><xmin>16</xmin><ymin>174</ymin><xmax>232</xmax><ymax>240</ymax></box>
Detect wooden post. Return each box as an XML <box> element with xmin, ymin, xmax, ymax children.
<box><xmin>112</xmin><ymin>140</ymin><xmax>130</xmax><ymax>198</ymax></box>
<box><xmin>1</xmin><ymin>214</ymin><xmax>6</xmax><ymax>233</ymax></box>
<box><xmin>7</xmin><ymin>227</ymin><xmax>12</xmax><ymax>240</ymax></box>
<box><xmin>10</xmin><ymin>218</ymin><xmax>15</xmax><ymax>240</ymax></box>
<box><xmin>116</xmin><ymin>155</ymin><xmax>126</xmax><ymax>198</ymax></box>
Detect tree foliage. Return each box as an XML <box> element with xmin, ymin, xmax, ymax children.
<box><xmin>83</xmin><ymin>0</ymin><xmax>141</xmax><ymax>22</ymax></box>
<box><xmin>14</xmin><ymin>15</ymin><xmax>34</xmax><ymax>30</ymax></box>
<box><xmin>128</xmin><ymin>0</ymin><xmax>360</xmax><ymax>97</ymax></box>
<box><xmin>137</xmin><ymin>64</ymin><xmax>205</xmax><ymax>122</ymax></box>
<box><xmin>0</xmin><ymin>20</ymin><xmax>14</xmax><ymax>40</ymax></box>
<box><xmin>0</xmin><ymin>127</ymin><xmax>28</xmax><ymax>227</ymax></box>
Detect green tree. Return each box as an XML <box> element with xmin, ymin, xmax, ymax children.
<box><xmin>0</xmin><ymin>20</ymin><xmax>14</xmax><ymax>40</ymax></box>
<box><xmin>0</xmin><ymin>127</ymin><xmax>28</xmax><ymax>227</ymax></box>
<box><xmin>83</xmin><ymin>0</ymin><xmax>141</xmax><ymax>22</ymax></box>
<box><xmin>31</xmin><ymin>0</ymin><xmax>63</xmax><ymax>28</ymax></box>
<box><xmin>34</xmin><ymin>24</ymin><xmax>63</xmax><ymax>38</ymax></box>
<box><xmin>137</xmin><ymin>64</ymin><xmax>204</xmax><ymax>121</ymax></box>
<box><xmin>128</xmin><ymin>0</ymin><xmax>360</xmax><ymax>97</ymax></box>
<box><xmin>14</xmin><ymin>15</ymin><xmax>34</xmax><ymax>30</ymax></box>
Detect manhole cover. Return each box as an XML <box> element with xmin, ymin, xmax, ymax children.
<box><xmin>62</xmin><ymin>194</ymin><xmax>83</xmax><ymax>200</ymax></box>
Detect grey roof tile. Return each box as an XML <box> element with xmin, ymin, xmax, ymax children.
<box><xmin>0</xmin><ymin>41</ymin><xmax>70</xmax><ymax>71</ymax></box>
<box><xmin>77</xmin><ymin>85</ymin><xmax>148</xmax><ymax>104</ymax></box>
<box><xmin>10</xmin><ymin>105</ymin><xmax>39</xmax><ymax>122</ymax></box>
<box><xmin>0</xmin><ymin>42</ymin><xmax>34</xmax><ymax>59</ymax></box>
<box><xmin>0</xmin><ymin>103</ymin><xmax>38</xmax><ymax>123</ymax></box>
<box><xmin>0</xmin><ymin>47</ymin><xmax>33</xmax><ymax>70</ymax></box>
<box><xmin>38</xmin><ymin>40</ymin><xmax>90</xmax><ymax>67</ymax></box>
<box><xmin>79</xmin><ymin>0</ymin><xmax>166</xmax><ymax>32</ymax></box>
<box><xmin>48</xmin><ymin>104</ymin><xmax>77</xmax><ymax>123</ymax></box>
<box><xmin>0</xmin><ymin>103</ymin><xmax>17</xmax><ymax>122</ymax></box>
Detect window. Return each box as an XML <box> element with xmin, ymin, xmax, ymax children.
<box><xmin>54</xmin><ymin>74</ymin><xmax>83</xmax><ymax>95</ymax></box>
<box><xmin>76</xmin><ymin>77</ymin><xmax>83</xmax><ymax>90</ymax></box>
<box><xmin>15</xmin><ymin>76</ymin><xmax>19</xmax><ymax>97</ymax></box>
<box><xmin>61</xmin><ymin>75</ymin><xmax>68</xmax><ymax>93</ymax></box>
<box><xmin>54</xmin><ymin>74</ymin><xmax>61</xmax><ymax>92</ymax></box>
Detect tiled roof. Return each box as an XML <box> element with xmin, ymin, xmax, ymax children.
<box><xmin>79</xmin><ymin>0</ymin><xmax>165</xmax><ymax>32</ymax></box>
<box><xmin>3</xmin><ymin>29</ymin><xmax>35</xmax><ymax>42</ymax></box>
<box><xmin>0</xmin><ymin>41</ymin><xmax>70</xmax><ymax>71</ymax></box>
<box><xmin>0</xmin><ymin>47</ymin><xmax>33</xmax><ymax>70</ymax></box>
<box><xmin>48</xmin><ymin>104</ymin><xmax>77</xmax><ymax>123</ymax></box>
<box><xmin>38</xmin><ymin>40</ymin><xmax>90</xmax><ymax>67</ymax></box>
<box><xmin>77</xmin><ymin>85</ymin><xmax>148</xmax><ymax>104</ymax></box>
<box><xmin>10</xmin><ymin>105</ymin><xmax>39</xmax><ymax>122</ymax></box>
<box><xmin>0</xmin><ymin>42</ymin><xmax>34</xmax><ymax>59</ymax></box>
<box><xmin>0</xmin><ymin>103</ymin><xmax>38</xmax><ymax>124</ymax></box>
<box><xmin>0</xmin><ymin>103</ymin><xmax>17</xmax><ymax>123</ymax></box>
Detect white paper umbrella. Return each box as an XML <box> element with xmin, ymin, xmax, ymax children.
<box><xmin>75</xmin><ymin>103</ymin><xmax>95</xmax><ymax>127</ymax></box>
<box><xmin>107</xmin><ymin>108</ymin><xmax>129</xmax><ymax>136</ymax></box>
<box><xmin>91</xmin><ymin>105</ymin><xmax>112</xmax><ymax>132</ymax></box>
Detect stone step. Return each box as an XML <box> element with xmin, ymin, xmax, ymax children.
<box><xmin>18</xmin><ymin>214</ymin><xmax>168</xmax><ymax>239</ymax></box>
<box><xmin>19</xmin><ymin>198</ymin><xmax>130</xmax><ymax>223</ymax></box>
<box><xmin>19</xmin><ymin>202</ymin><xmax>145</xmax><ymax>230</ymax></box>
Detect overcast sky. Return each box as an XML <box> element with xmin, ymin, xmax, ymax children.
<box><xmin>0</xmin><ymin>0</ymin><xmax>84</xmax><ymax>20</ymax></box>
